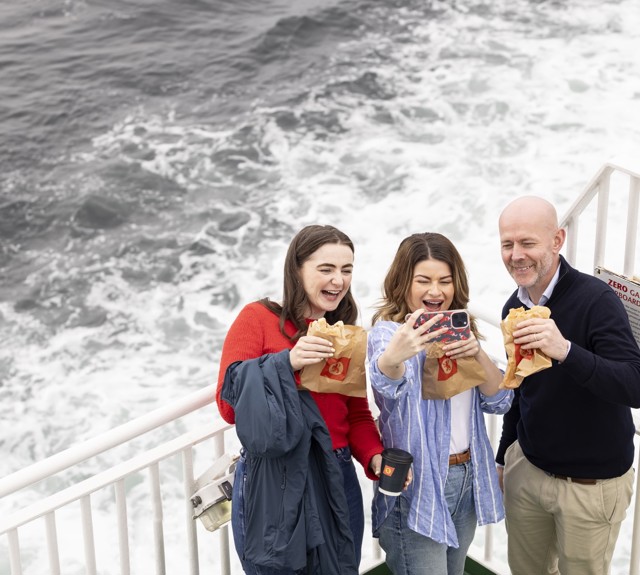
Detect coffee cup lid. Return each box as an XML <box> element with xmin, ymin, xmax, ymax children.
<box><xmin>382</xmin><ymin>447</ymin><xmax>413</xmax><ymax>464</ymax></box>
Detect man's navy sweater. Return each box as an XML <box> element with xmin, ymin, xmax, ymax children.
<box><xmin>496</xmin><ymin>256</ymin><xmax>640</xmax><ymax>479</ymax></box>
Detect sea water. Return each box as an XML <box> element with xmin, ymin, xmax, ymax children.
<box><xmin>1</xmin><ymin>0</ymin><xmax>639</xmax><ymax>573</ymax></box>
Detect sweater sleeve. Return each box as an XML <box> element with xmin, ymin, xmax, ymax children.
<box><xmin>216</xmin><ymin>304</ymin><xmax>268</xmax><ymax>423</ymax></box>
<box><xmin>561</xmin><ymin>288</ymin><xmax>640</xmax><ymax>407</ymax></box>
<box><xmin>346</xmin><ymin>396</ymin><xmax>384</xmax><ymax>480</ymax></box>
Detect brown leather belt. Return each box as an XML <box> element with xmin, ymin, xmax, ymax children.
<box><xmin>448</xmin><ymin>450</ymin><xmax>471</xmax><ymax>466</ymax></box>
<box><xmin>546</xmin><ymin>473</ymin><xmax>597</xmax><ymax>485</ymax></box>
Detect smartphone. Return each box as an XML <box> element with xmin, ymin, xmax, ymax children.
<box><xmin>413</xmin><ymin>309</ymin><xmax>471</xmax><ymax>343</ymax></box>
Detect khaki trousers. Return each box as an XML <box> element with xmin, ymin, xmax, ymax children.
<box><xmin>503</xmin><ymin>441</ymin><xmax>634</xmax><ymax>575</ymax></box>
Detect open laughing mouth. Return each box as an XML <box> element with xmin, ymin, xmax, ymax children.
<box><xmin>322</xmin><ymin>289</ymin><xmax>342</xmax><ymax>299</ymax></box>
<box><xmin>423</xmin><ymin>300</ymin><xmax>443</xmax><ymax>311</ymax></box>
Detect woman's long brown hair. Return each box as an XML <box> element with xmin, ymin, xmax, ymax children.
<box><xmin>372</xmin><ymin>232</ymin><xmax>481</xmax><ymax>338</ymax></box>
<box><xmin>261</xmin><ymin>225</ymin><xmax>358</xmax><ymax>341</ymax></box>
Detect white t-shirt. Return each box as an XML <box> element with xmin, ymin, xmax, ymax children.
<box><xmin>449</xmin><ymin>389</ymin><xmax>472</xmax><ymax>454</ymax></box>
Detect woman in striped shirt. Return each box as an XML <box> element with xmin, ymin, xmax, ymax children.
<box><xmin>368</xmin><ymin>232</ymin><xmax>512</xmax><ymax>575</ymax></box>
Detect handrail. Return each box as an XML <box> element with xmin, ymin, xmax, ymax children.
<box><xmin>0</xmin><ymin>421</ymin><xmax>230</xmax><ymax>534</ymax></box>
<box><xmin>561</xmin><ymin>160</ymin><xmax>640</xmax><ymax>277</ymax></box>
<box><xmin>0</xmin><ymin>384</ymin><xmax>217</xmax><ymax>499</ymax></box>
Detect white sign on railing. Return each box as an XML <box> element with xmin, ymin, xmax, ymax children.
<box><xmin>595</xmin><ymin>267</ymin><xmax>640</xmax><ymax>347</ymax></box>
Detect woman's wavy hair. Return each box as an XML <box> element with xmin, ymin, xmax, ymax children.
<box><xmin>371</xmin><ymin>232</ymin><xmax>481</xmax><ymax>338</ymax></box>
<box><xmin>261</xmin><ymin>225</ymin><xmax>358</xmax><ymax>341</ymax></box>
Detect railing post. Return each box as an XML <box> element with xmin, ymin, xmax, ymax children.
<box><xmin>115</xmin><ymin>479</ymin><xmax>131</xmax><ymax>575</ymax></box>
<box><xmin>44</xmin><ymin>512</ymin><xmax>61</xmax><ymax>575</ymax></box>
<box><xmin>149</xmin><ymin>462</ymin><xmax>167</xmax><ymax>575</ymax></box>
<box><xmin>7</xmin><ymin>528</ymin><xmax>23</xmax><ymax>575</ymax></box>
<box><xmin>485</xmin><ymin>414</ymin><xmax>499</xmax><ymax>564</ymax></box>
<box><xmin>624</xmin><ymin>176</ymin><xmax>640</xmax><ymax>278</ymax></box>
<box><xmin>182</xmin><ymin>448</ymin><xmax>199</xmax><ymax>575</ymax></box>
<box><xmin>213</xmin><ymin>434</ymin><xmax>232</xmax><ymax>575</ymax></box>
<box><xmin>80</xmin><ymin>495</ymin><xmax>97</xmax><ymax>575</ymax></box>
<box><xmin>594</xmin><ymin>177</ymin><xmax>610</xmax><ymax>270</ymax></box>
<box><xmin>372</xmin><ymin>535</ymin><xmax>383</xmax><ymax>561</ymax></box>
<box><xmin>564</xmin><ymin>216</ymin><xmax>578</xmax><ymax>266</ymax></box>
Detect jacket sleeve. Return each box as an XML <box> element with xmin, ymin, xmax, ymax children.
<box><xmin>221</xmin><ymin>351</ymin><xmax>305</xmax><ymax>457</ymax></box>
<box><xmin>216</xmin><ymin>304</ymin><xmax>269</xmax><ymax>423</ymax></box>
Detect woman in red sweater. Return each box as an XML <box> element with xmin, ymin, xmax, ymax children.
<box><xmin>216</xmin><ymin>224</ymin><xmax>383</xmax><ymax>574</ymax></box>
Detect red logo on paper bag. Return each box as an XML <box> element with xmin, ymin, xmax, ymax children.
<box><xmin>437</xmin><ymin>356</ymin><xmax>458</xmax><ymax>381</ymax></box>
<box><xmin>515</xmin><ymin>344</ymin><xmax>533</xmax><ymax>366</ymax></box>
<box><xmin>320</xmin><ymin>357</ymin><xmax>350</xmax><ymax>381</ymax></box>
<box><xmin>383</xmin><ymin>465</ymin><xmax>395</xmax><ymax>477</ymax></box>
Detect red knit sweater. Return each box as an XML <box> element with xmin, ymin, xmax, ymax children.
<box><xmin>216</xmin><ymin>302</ymin><xmax>383</xmax><ymax>479</ymax></box>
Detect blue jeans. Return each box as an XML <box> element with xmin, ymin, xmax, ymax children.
<box><xmin>378</xmin><ymin>461</ymin><xmax>477</xmax><ymax>575</ymax></box>
<box><xmin>231</xmin><ymin>447</ymin><xmax>364</xmax><ymax>575</ymax></box>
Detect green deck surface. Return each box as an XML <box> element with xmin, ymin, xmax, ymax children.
<box><xmin>363</xmin><ymin>556</ymin><xmax>497</xmax><ymax>575</ymax></box>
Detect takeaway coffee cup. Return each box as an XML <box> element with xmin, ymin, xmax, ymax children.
<box><xmin>378</xmin><ymin>448</ymin><xmax>413</xmax><ymax>496</ymax></box>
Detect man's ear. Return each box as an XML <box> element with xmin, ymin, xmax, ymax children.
<box><xmin>553</xmin><ymin>228</ymin><xmax>566</xmax><ymax>253</ymax></box>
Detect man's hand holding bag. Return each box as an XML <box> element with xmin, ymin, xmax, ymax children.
<box><xmin>499</xmin><ymin>305</ymin><xmax>553</xmax><ymax>389</ymax></box>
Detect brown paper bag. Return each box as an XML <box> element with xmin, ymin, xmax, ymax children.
<box><xmin>500</xmin><ymin>306</ymin><xmax>553</xmax><ymax>389</ymax></box>
<box><xmin>299</xmin><ymin>318</ymin><xmax>367</xmax><ymax>397</ymax></box>
<box><xmin>422</xmin><ymin>342</ymin><xmax>487</xmax><ymax>399</ymax></box>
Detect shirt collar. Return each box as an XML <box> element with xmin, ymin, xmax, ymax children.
<box><xmin>517</xmin><ymin>262</ymin><xmax>561</xmax><ymax>308</ymax></box>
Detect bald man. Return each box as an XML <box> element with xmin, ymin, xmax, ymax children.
<box><xmin>495</xmin><ymin>196</ymin><xmax>640</xmax><ymax>575</ymax></box>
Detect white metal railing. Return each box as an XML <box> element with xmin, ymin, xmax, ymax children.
<box><xmin>0</xmin><ymin>386</ymin><xmax>219</xmax><ymax>500</ymax></box>
<box><xmin>562</xmin><ymin>161</ymin><xmax>640</xmax><ymax>276</ymax></box>
<box><xmin>0</xmin><ymin>385</ymin><xmax>234</xmax><ymax>575</ymax></box>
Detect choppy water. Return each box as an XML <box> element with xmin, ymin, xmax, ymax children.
<box><xmin>1</xmin><ymin>0</ymin><xmax>639</xmax><ymax>572</ymax></box>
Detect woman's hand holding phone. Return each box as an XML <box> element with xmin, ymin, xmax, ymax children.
<box><xmin>412</xmin><ymin>309</ymin><xmax>480</xmax><ymax>359</ymax></box>
<box><xmin>410</xmin><ymin>309</ymin><xmax>450</xmax><ymax>346</ymax></box>
<box><xmin>385</xmin><ymin>309</ymin><xmax>448</xmax><ymax>361</ymax></box>
<box><xmin>376</xmin><ymin>309</ymin><xmax>447</xmax><ymax>379</ymax></box>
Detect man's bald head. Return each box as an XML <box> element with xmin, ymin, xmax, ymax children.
<box><xmin>499</xmin><ymin>195</ymin><xmax>565</xmax><ymax>304</ymax></box>
<box><xmin>499</xmin><ymin>196</ymin><xmax>559</xmax><ymax>236</ymax></box>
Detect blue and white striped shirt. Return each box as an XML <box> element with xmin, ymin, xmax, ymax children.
<box><xmin>368</xmin><ymin>320</ymin><xmax>513</xmax><ymax>547</ymax></box>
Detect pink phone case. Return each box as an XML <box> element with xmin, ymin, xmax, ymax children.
<box><xmin>413</xmin><ymin>309</ymin><xmax>471</xmax><ymax>343</ymax></box>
